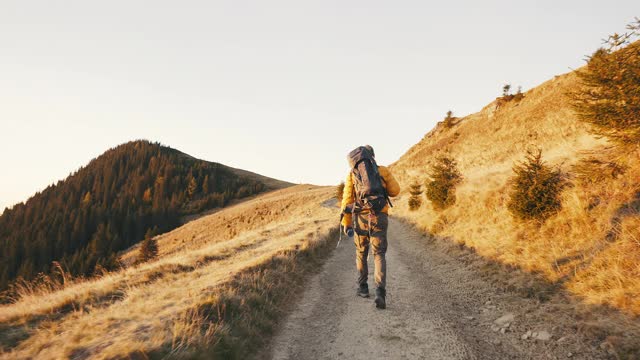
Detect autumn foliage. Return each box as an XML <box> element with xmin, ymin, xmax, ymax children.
<box><xmin>0</xmin><ymin>140</ymin><xmax>267</xmax><ymax>290</ymax></box>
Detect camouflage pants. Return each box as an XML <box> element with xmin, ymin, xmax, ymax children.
<box><xmin>353</xmin><ymin>212</ymin><xmax>388</xmax><ymax>290</ymax></box>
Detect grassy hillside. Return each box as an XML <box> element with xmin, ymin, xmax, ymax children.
<box><xmin>390</xmin><ymin>69</ymin><xmax>640</xmax><ymax>316</ymax></box>
<box><xmin>0</xmin><ymin>185</ymin><xmax>337</xmax><ymax>359</ymax></box>
<box><xmin>0</xmin><ymin>140</ymin><xmax>290</xmax><ymax>292</ymax></box>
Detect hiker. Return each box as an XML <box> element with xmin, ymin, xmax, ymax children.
<box><xmin>341</xmin><ymin>145</ymin><xmax>400</xmax><ymax>309</ymax></box>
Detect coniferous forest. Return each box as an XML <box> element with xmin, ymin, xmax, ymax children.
<box><xmin>0</xmin><ymin>140</ymin><xmax>268</xmax><ymax>291</ymax></box>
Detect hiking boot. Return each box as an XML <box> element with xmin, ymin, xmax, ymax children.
<box><xmin>357</xmin><ymin>283</ymin><xmax>370</xmax><ymax>298</ymax></box>
<box><xmin>374</xmin><ymin>287</ymin><xmax>386</xmax><ymax>309</ymax></box>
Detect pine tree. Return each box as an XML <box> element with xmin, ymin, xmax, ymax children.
<box><xmin>443</xmin><ymin>110</ymin><xmax>455</xmax><ymax>128</ymax></box>
<box><xmin>502</xmin><ymin>84</ymin><xmax>511</xmax><ymax>97</ymax></box>
<box><xmin>202</xmin><ymin>175</ymin><xmax>210</xmax><ymax>195</ymax></box>
<box><xmin>514</xmin><ymin>86</ymin><xmax>524</xmax><ymax>101</ymax></box>
<box><xmin>507</xmin><ymin>149</ymin><xmax>569</xmax><ymax>221</ymax></box>
<box><xmin>88</xmin><ymin>223</ymin><xmax>112</xmax><ymax>260</ymax></box>
<box><xmin>408</xmin><ymin>182</ymin><xmax>423</xmax><ymax>211</ymax></box>
<box><xmin>82</xmin><ymin>191</ymin><xmax>91</xmax><ymax>205</ymax></box>
<box><xmin>153</xmin><ymin>176</ymin><xmax>165</xmax><ymax>204</ymax></box>
<box><xmin>425</xmin><ymin>156</ymin><xmax>463</xmax><ymax>210</ymax></box>
<box><xmin>571</xmin><ymin>19</ymin><xmax>640</xmax><ymax>144</ymax></box>
<box><xmin>0</xmin><ymin>140</ymin><xmax>268</xmax><ymax>290</ymax></box>
<box><xmin>187</xmin><ymin>174</ymin><xmax>197</xmax><ymax>200</ymax></box>
<box><xmin>137</xmin><ymin>228</ymin><xmax>159</xmax><ymax>263</ymax></box>
<box><xmin>142</xmin><ymin>188</ymin><xmax>152</xmax><ymax>203</ymax></box>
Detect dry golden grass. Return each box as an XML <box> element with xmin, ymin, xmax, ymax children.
<box><xmin>0</xmin><ymin>185</ymin><xmax>338</xmax><ymax>359</ymax></box>
<box><xmin>570</xmin><ymin>216</ymin><xmax>640</xmax><ymax>313</ymax></box>
<box><xmin>390</xmin><ymin>70</ymin><xmax>640</xmax><ymax>317</ymax></box>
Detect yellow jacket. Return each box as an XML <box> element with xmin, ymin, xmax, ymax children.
<box><xmin>341</xmin><ymin>165</ymin><xmax>400</xmax><ymax>227</ymax></box>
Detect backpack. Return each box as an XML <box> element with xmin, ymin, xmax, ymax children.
<box><xmin>346</xmin><ymin>146</ymin><xmax>391</xmax><ymax>214</ymax></box>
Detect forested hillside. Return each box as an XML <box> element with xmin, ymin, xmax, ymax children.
<box><xmin>0</xmin><ymin>140</ymin><xmax>274</xmax><ymax>291</ymax></box>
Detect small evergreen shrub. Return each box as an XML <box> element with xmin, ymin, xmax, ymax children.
<box><xmin>507</xmin><ymin>150</ymin><xmax>570</xmax><ymax>221</ymax></box>
<box><xmin>514</xmin><ymin>86</ymin><xmax>524</xmax><ymax>101</ymax></box>
<box><xmin>443</xmin><ymin>110</ymin><xmax>456</xmax><ymax>128</ymax></box>
<box><xmin>425</xmin><ymin>156</ymin><xmax>463</xmax><ymax>210</ymax></box>
<box><xmin>502</xmin><ymin>84</ymin><xmax>512</xmax><ymax>97</ymax></box>
<box><xmin>137</xmin><ymin>228</ymin><xmax>159</xmax><ymax>263</ymax></box>
<box><xmin>499</xmin><ymin>83</ymin><xmax>524</xmax><ymax>103</ymax></box>
<box><xmin>408</xmin><ymin>182</ymin><xmax>423</xmax><ymax>211</ymax></box>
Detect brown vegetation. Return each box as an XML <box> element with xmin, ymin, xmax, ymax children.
<box><xmin>0</xmin><ymin>140</ymin><xmax>279</xmax><ymax>291</ymax></box>
<box><xmin>498</xmin><ymin>84</ymin><xmax>525</xmax><ymax>105</ymax></box>
<box><xmin>407</xmin><ymin>182</ymin><xmax>423</xmax><ymax>211</ymax></box>
<box><xmin>389</xmin><ymin>63</ymin><xmax>640</xmax><ymax>349</ymax></box>
<box><xmin>136</xmin><ymin>229</ymin><xmax>159</xmax><ymax>264</ymax></box>
<box><xmin>0</xmin><ymin>185</ymin><xmax>337</xmax><ymax>359</ymax></box>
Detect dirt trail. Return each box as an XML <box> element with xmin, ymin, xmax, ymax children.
<box><xmin>268</xmin><ymin>217</ymin><xmax>605</xmax><ymax>360</ymax></box>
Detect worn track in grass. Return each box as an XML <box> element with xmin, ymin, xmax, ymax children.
<box><xmin>268</xmin><ymin>217</ymin><xmax>608</xmax><ymax>360</ymax></box>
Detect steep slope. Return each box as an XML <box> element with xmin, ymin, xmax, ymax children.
<box><xmin>0</xmin><ymin>140</ymin><xmax>291</xmax><ymax>291</ymax></box>
<box><xmin>390</xmin><ymin>70</ymin><xmax>640</xmax><ymax>318</ymax></box>
<box><xmin>394</xmin><ymin>72</ymin><xmax>602</xmax><ymax>180</ymax></box>
<box><xmin>227</xmin><ymin>166</ymin><xmax>292</xmax><ymax>192</ymax></box>
<box><xmin>0</xmin><ymin>185</ymin><xmax>336</xmax><ymax>359</ymax></box>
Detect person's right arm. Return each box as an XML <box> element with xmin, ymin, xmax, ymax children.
<box><xmin>341</xmin><ymin>173</ymin><xmax>354</xmax><ymax>228</ymax></box>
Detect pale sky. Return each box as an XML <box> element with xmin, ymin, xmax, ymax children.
<box><xmin>1</xmin><ymin>1</ymin><xmax>638</xmax><ymax>211</ymax></box>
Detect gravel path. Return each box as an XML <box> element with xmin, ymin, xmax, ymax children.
<box><xmin>268</xmin><ymin>217</ymin><xmax>607</xmax><ymax>360</ymax></box>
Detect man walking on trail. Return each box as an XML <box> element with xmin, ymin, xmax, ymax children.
<box><xmin>341</xmin><ymin>145</ymin><xmax>400</xmax><ymax>309</ymax></box>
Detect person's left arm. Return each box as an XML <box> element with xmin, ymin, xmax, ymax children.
<box><xmin>341</xmin><ymin>173</ymin><xmax>355</xmax><ymax>227</ymax></box>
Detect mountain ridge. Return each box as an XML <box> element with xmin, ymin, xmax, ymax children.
<box><xmin>0</xmin><ymin>140</ymin><xmax>291</xmax><ymax>291</ymax></box>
